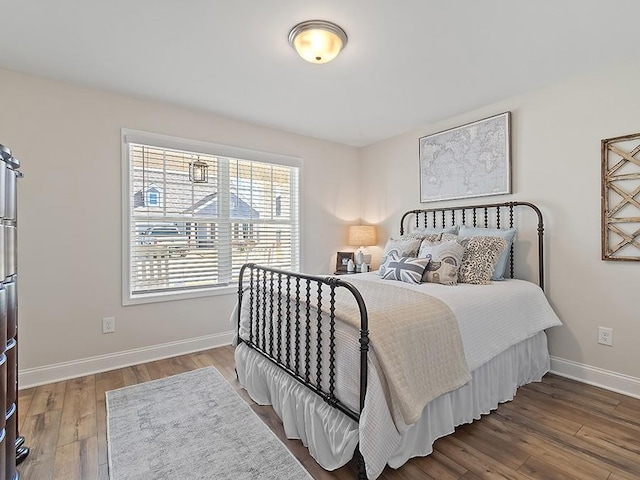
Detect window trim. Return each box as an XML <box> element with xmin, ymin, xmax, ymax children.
<box><xmin>121</xmin><ymin>128</ymin><xmax>303</xmax><ymax>306</ymax></box>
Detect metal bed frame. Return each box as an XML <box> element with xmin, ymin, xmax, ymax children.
<box><xmin>237</xmin><ymin>201</ymin><xmax>545</xmax><ymax>479</ymax></box>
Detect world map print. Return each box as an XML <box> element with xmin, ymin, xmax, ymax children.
<box><xmin>419</xmin><ymin>112</ymin><xmax>510</xmax><ymax>202</ymax></box>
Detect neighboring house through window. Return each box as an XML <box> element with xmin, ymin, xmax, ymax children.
<box><xmin>122</xmin><ymin>129</ymin><xmax>301</xmax><ymax>304</ymax></box>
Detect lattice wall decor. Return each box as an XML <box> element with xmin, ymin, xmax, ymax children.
<box><xmin>601</xmin><ymin>132</ymin><xmax>640</xmax><ymax>261</ymax></box>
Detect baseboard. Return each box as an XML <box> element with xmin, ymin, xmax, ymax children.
<box><xmin>21</xmin><ymin>344</ymin><xmax>640</xmax><ymax>398</ymax></box>
<box><xmin>19</xmin><ymin>331</ymin><xmax>235</xmax><ymax>389</ymax></box>
<box><xmin>550</xmin><ymin>355</ymin><xmax>640</xmax><ymax>400</ymax></box>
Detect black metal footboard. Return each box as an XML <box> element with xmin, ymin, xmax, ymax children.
<box><xmin>237</xmin><ymin>263</ymin><xmax>370</xmax><ymax>478</ymax></box>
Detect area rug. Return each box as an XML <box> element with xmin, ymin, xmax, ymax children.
<box><xmin>106</xmin><ymin>366</ymin><xmax>313</xmax><ymax>480</ymax></box>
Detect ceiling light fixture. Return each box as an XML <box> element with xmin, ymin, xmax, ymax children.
<box><xmin>288</xmin><ymin>20</ymin><xmax>348</xmax><ymax>64</ymax></box>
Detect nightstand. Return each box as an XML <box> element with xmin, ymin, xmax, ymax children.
<box><xmin>333</xmin><ymin>271</ymin><xmax>358</xmax><ymax>275</ymax></box>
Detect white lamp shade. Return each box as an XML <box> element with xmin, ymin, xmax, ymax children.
<box><xmin>348</xmin><ymin>225</ymin><xmax>377</xmax><ymax>247</ymax></box>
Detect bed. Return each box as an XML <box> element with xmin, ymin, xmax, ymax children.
<box><xmin>233</xmin><ymin>201</ymin><xmax>562</xmax><ymax>479</ymax></box>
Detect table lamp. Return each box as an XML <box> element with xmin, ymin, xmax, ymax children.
<box><xmin>348</xmin><ymin>225</ymin><xmax>377</xmax><ymax>271</ymax></box>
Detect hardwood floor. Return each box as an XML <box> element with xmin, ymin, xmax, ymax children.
<box><xmin>14</xmin><ymin>345</ymin><xmax>640</xmax><ymax>480</ymax></box>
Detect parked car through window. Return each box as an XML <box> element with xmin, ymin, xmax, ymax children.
<box><xmin>138</xmin><ymin>225</ymin><xmax>188</xmax><ymax>257</ymax></box>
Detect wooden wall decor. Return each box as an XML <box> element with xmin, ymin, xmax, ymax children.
<box><xmin>601</xmin><ymin>132</ymin><xmax>640</xmax><ymax>261</ymax></box>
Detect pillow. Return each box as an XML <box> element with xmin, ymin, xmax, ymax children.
<box><xmin>416</xmin><ymin>233</ymin><xmax>459</xmax><ymax>258</ymax></box>
<box><xmin>378</xmin><ymin>237</ymin><xmax>422</xmax><ymax>276</ymax></box>
<box><xmin>407</xmin><ymin>225</ymin><xmax>459</xmax><ymax>237</ymax></box>
<box><xmin>417</xmin><ymin>239</ymin><xmax>465</xmax><ymax>285</ymax></box>
<box><xmin>406</xmin><ymin>232</ymin><xmax>442</xmax><ymax>243</ymax></box>
<box><xmin>458</xmin><ymin>225</ymin><xmax>516</xmax><ymax>280</ymax></box>
<box><xmin>379</xmin><ymin>254</ymin><xmax>430</xmax><ymax>284</ymax></box>
<box><xmin>439</xmin><ymin>232</ymin><xmax>459</xmax><ymax>243</ymax></box>
<box><xmin>457</xmin><ymin>236</ymin><xmax>508</xmax><ymax>285</ymax></box>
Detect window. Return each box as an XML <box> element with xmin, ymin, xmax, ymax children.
<box><xmin>122</xmin><ymin>130</ymin><xmax>300</xmax><ymax>304</ymax></box>
<box><xmin>147</xmin><ymin>190</ymin><xmax>159</xmax><ymax>206</ymax></box>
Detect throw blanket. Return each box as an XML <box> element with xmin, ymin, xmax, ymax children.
<box><xmin>333</xmin><ymin>277</ymin><xmax>471</xmax><ymax>427</ymax></box>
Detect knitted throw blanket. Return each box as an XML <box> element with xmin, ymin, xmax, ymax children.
<box><xmin>335</xmin><ymin>277</ymin><xmax>471</xmax><ymax>427</ymax></box>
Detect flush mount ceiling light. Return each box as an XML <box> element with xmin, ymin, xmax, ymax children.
<box><xmin>288</xmin><ymin>20</ymin><xmax>348</xmax><ymax>64</ymax></box>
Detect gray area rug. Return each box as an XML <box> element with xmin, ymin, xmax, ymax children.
<box><xmin>106</xmin><ymin>366</ymin><xmax>313</xmax><ymax>480</ymax></box>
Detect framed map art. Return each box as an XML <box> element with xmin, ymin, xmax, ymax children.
<box><xmin>419</xmin><ymin>112</ymin><xmax>511</xmax><ymax>202</ymax></box>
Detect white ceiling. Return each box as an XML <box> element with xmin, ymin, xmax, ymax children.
<box><xmin>1</xmin><ymin>1</ymin><xmax>640</xmax><ymax>147</ymax></box>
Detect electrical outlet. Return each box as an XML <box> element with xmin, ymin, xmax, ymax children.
<box><xmin>598</xmin><ymin>327</ymin><xmax>613</xmax><ymax>346</ymax></box>
<box><xmin>102</xmin><ymin>317</ymin><xmax>116</xmax><ymax>334</ymax></box>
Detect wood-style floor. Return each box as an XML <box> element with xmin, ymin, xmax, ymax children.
<box><xmin>14</xmin><ymin>345</ymin><xmax>640</xmax><ymax>480</ymax></box>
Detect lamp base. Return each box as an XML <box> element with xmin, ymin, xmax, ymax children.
<box><xmin>354</xmin><ymin>248</ymin><xmax>372</xmax><ymax>272</ymax></box>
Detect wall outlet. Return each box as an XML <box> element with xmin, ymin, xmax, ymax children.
<box><xmin>102</xmin><ymin>317</ymin><xmax>116</xmax><ymax>334</ymax></box>
<box><xmin>598</xmin><ymin>327</ymin><xmax>613</xmax><ymax>346</ymax></box>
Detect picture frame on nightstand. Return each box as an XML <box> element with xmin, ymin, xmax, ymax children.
<box><xmin>335</xmin><ymin>251</ymin><xmax>354</xmax><ymax>273</ymax></box>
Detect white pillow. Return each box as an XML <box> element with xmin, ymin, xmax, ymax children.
<box><xmin>417</xmin><ymin>239</ymin><xmax>465</xmax><ymax>286</ymax></box>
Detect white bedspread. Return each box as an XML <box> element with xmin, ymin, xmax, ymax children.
<box><xmin>352</xmin><ymin>274</ymin><xmax>561</xmax><ymax>371</ymax></box>
<box><xmin>234</xmin><ymin>275</ymin><xmax>562</xmax><ymax>478</ymax></box>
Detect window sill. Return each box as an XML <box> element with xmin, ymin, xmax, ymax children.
<box><xmin>123</xmin><ymin>284</ymin><xmax>237</xmax><ymax>306</ymax></box>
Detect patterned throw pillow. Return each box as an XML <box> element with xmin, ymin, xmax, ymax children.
<box><xmin>378</xmin><ymin>237</ymin><xmax>422</xmax><ymax>276</ymax></box>
<box><xmin>458</xmin><ymin>236</ymin><xmax>508</xmax><ymax>285</ymax></box>
<box><xmin>406</xmin><ymin>232</ymin><xmax>442</xmax><ymax>242</ymax></box>
<box><xmin>417</xmin><ymin>239</ymin><xmax>465</xmax><ymax>286</ymax></box>
<box><xmin>406</xmin><ymin>225</ymin><xmax>459</xmax><ymax>239</ymax></box>
<box><xmin>458</xmin><ymin>226</ymin><xmax>517</xmax><ymax>280</ymax></box>
<box><xmin>417</xmin><ymin>234</ymin><xmax>459</xmax><ymax>257</ymax></box>
<box><xmin>379</xmin><ymin>254</ymin><xmax>430</xmax><ymax>284</ymax></box>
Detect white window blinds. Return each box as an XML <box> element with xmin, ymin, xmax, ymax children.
<box><xmin>123</xmin><ymin>134</ymin><xmax>300</xmax><ymax>302</ymax></box>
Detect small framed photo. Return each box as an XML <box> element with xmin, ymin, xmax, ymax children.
<box><xmin>335</xmin><ymin>251</ymin><xmax>354</xmax><ymax>272</ymax></box>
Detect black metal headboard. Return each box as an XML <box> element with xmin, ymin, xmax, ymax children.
<box><xmin>400</xmin><ymin>201</ymin><xmax>545</xmax><ymax>290</ymax></box>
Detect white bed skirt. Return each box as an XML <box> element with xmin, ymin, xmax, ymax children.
<box><xmin>235</xmin><ymin>331</ymin><xmax>550</xmax><ymax>479</ymax></box>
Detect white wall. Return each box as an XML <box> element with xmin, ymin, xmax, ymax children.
<box><xmin>361</xmin><ymin>56</ymin><xmax>640</xmax><ymax>384</ymax></box>
<box><xmin>0</xmin><ymin>68</ymin><xmax>361</xmax><ymax>382</ymax></box>
<box><xmin>4</xmin><ymin>55</ymin><xmax>640</xmax><ymax>391</ymax></box>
